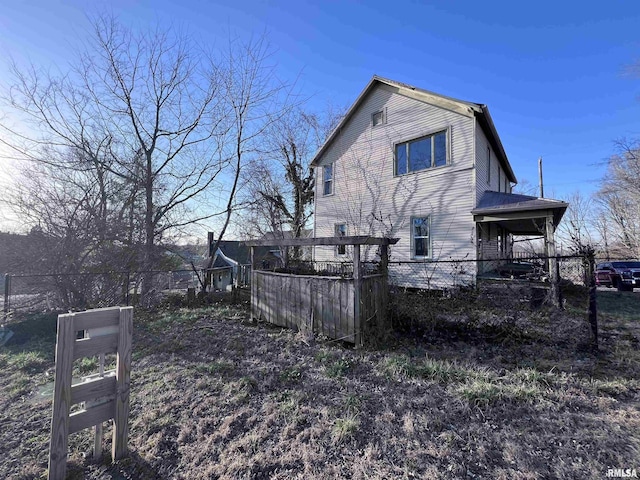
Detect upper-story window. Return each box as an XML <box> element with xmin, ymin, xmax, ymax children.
<box><xmin>486</xmin><ymin>146</ymin><xmax>491</xmax><ymax>184</ymax></box>
<box><xmin>395</xmin><ymin>130</ymin><xmax>447</xmax><ymax>175</ymax></box>
<box><xmin>323</xmin><ymin>164</ymin><xmax>333</xmax><ymax>196</ymax></box>
<box><xmin>372</xmin><ymin>110</ymin><xmax>384</xmax><ymax>126</ymax></box>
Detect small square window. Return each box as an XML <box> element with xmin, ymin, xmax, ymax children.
<box><xmin>372</xmin><ymin>110</ymin><xmax>384</xmax><ymax>126</ymax></box>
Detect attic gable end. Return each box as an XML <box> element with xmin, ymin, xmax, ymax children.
<box><xmin>377</xmin><ymin>82</ymin><xmax>476</xmax><ymax>118</ymax></box>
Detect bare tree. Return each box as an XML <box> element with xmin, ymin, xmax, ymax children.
<box><xmin>556</xmin><ymin>191</ymin><xmax>597</xmax><ymax>253</ymax></box>
<box><xmin>1</xmin><ymin>16</ymin><xmax>287</xmax><ymax>295</ymax></box>
<box><xmin>201</xmin><ymin>35</ymin><xmax>289</xmax><ymax>290</ymax></box>
<box><xmin>596</xmin><ymin>138</ymin><xmax>640</xmax><ymax>258</ymax></box>
<box><xmin>239</xmin><ymin>107</ymin><xmax>343</xmax><ymax>262</ymax></box>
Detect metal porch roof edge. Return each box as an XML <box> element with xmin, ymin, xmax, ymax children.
<box><xmin>471</xmin><ymin>191</ymin><xmax>569</xmax><ymax>216</ymax></box>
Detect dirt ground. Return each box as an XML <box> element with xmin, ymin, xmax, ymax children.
<box><xmin>1</xmin><ymin>291</ymin><xmax>639</xmax><ymax>479</ymax></box>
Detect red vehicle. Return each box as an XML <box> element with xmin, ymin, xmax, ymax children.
<box><xmin>595</xmin><ymin>261</ymin><xmax>640</xmax><ymax>291</ymax></box>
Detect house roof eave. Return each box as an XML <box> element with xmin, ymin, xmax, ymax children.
<box><xmin>310</xmin><ymin>75</ymin><xmax>485</xmax><ymax>168</ymax></box>
<box><xmin>476</xmin><ymin>105</ymin><xmax>517</xmax><ymax>184</ymax></box>
<box><xmin>310</xmin><ymin>76</ymin><xmax>378</xmax><ymax>168</ymax></box>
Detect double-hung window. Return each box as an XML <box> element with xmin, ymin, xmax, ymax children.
<box><xmin>411</xmin><ymin>216</ymin><xmax>430</xmax><ymax>258</ymax></box>
<box><xmin>395</xmin><ymin>130</ymin><xmax>447</xmax><ymax>175</ymax></box>
<box><xmin>323</xmin><ymin>164</ymin><xmax>333</xmax><ymax>196</ymax></box>
<box><xmin>486</xmin><ymin>146</ymin><xmax>491</xmax><ymax>184</ymax></box>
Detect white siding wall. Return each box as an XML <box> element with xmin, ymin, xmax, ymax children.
<box><xmin>313</xmin><ymin>84</ymin><xmax>478</xmax><ymax>288</ymax></box>
<box><xmin>475</xmin><ymin>125</ymin><xmax>511</xmax><ymax>204</ymax></box>
<box><xmin>475</xmin><ymin>124</ymin><xmax>515</xmax><ymax>266</ymax></box>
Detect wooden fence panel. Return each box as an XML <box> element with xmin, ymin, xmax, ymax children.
<box><xmin>347</xmin><ymin>281</ymin><xmax>355</xmax><ymax>343</ymax></box>
<box><xmin>250</xmin><ymin>271</ymin><xmax>387</xmax><ymax>344</ymax></box>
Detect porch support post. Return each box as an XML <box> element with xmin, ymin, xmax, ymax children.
<box><xmin>379</xmin><ymin>244</ymin><xmax>388</xmax><ymax>275</ymax></box>
<box><xmin>545</xmin><ymin>214</ymin><xmax>560</xmax><ymax>307</ymax></box>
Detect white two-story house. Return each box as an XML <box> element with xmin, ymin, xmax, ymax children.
<box><xmin>311</xmin><ymin>76</ymin><xmax>567</xmax><ymax>289</ymax></box>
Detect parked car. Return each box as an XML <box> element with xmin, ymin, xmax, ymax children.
<box><xmin>595</xmin><ymin>261</ymin><xmax>640</xmax><ymax>291</ymax></box>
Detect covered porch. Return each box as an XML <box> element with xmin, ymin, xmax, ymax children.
<box><xmin>472</xmin><ymin>192</ymin><xmax>568</xmax><ymax>303</ymax></box>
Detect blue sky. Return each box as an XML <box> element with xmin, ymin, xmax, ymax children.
<box><xmin>1</xmin><ymin>0</ymin><xmax>639</xmax><ymax>217</ymax></box>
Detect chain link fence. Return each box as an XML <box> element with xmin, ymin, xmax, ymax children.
<box><xmin>383</xmin><ymin>255</ymin><xmax>588</xmax><ymax>290</ymax></box>
<box><xmin>2</xmin><ymin>255</ymin><xmax>599</xmax><ymax>344</ymax></box>
<box><xmin>265</xmin><ymin>255</ymin><xmax>588</xmax><ymax>288</ymax></box>
<box><xmin>385</xmin><ymin>255</ymin><xmax>600</xmax><ymax>348</ymax></box>
<box><xmin>2</xmin><ymin>269</ymin><xmax>201</xmax><ymax>325</ymax></box>
<box><xmin>250</xmin><ymin>254</ymin><xmax>593</xmax><ymax>315</ymax></box>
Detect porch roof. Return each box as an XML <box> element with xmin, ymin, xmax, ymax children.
<box><xmin>471</xmin><ymin>191</ymin><xmax>568</xmax><ymax>235</ymax></box>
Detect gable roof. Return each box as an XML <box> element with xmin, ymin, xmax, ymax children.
<box><xmin>310</xmin><ymin>75</ymin><xmax>517</xmax><ymax>184</ymax></box>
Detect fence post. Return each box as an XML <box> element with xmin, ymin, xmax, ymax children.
<box><xmin>353</xmin><ymin>244</ymin><xmax>362</xmax><ymax>347</ymax></box>
<box><xmin>125</xmin><ymin>272</ymin><xmax>131</xmax><ymax>306</ymax></box>
<box><xmin>545</xmin><ymin>216</ymin><xmax>560</xmax><ymax>307</ymax></box>
<box><xmin>556</xmin><ymin>258</ymin><xmax>563</xmax><ymax>308</ymax></box>
<box><xmin>586</xmin><ymin>252</ymin><xmax>598</xmax><ymax>350</ymax></box>
<box><xmin>250</xmin><ymin>247</ymin><xmax>256</xmax><ymax>321</ymax></box>
<box><xmin>3</xmin><ymin>273</ymin><xmax>10</xmax><ymax>323</ymax></box>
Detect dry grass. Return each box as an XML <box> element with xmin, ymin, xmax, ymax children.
<box><xmin>0</xmin><ymin>291</ymin><xmax>639</xmax><ymax>479</ymax></box>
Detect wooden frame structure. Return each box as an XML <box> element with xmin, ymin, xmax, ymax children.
<box><xmin>244</xmin><ymin>236</ymin><xmax>398</xmax><ymax>345</ymax></box>
<box><xmin>48</xmin><ymin>306</ymin><xmax>133</xmax><ymax>480</ymax></box>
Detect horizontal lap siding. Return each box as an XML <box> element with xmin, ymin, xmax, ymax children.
<box><xmin>475</xmin><ymin>124</ymin><xmax>511</xmax><ymax>203</ymax></box>
<box><xmin>314</xmin><ymin>85</ymin><xmax>477</xmax><ymax>288</ymax></box>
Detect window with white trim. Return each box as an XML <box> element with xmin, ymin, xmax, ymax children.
<box><xmin>335</xmin><ymin>223</ymin><xmax>346</xmax><ymax>255</ymax></box>
<box><xmin>323</xmin><ymin>164</ymin><xmax>333</xmax><ymax>196</ymax></box>
<box><xmin>411</xmin><ymin>216</ymin><xmax>430</xmax><ymax>258</ymax></box>
<box><xmin>395</xmin><ymin>130</ymin><xmax>447</xmax><ymax>175</ymax></box>
<box><xmin>372</xmin><ymin>110</ymin><xmax>384</xmax><ymax>126</ymax></box>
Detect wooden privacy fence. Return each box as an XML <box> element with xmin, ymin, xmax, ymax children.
<box><xmin>48</xmin><ymin>306</ymin><xmax>133</xmax><ymax>480</ymax></box>
<box><xmin>245</xmin><ymin>236</ymin><xmax>397</xmax><ymax>345</ymax></box>
<box><xmin>252</xmin><ymin>271</ymin><xmax>387</xmax><ymax>344</ymax></box>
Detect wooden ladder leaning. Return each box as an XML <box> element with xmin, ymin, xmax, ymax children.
<box><xmin>48</xmin><ymin>306</ymin><xmax>133</xmax><ymax>480</ymax></box>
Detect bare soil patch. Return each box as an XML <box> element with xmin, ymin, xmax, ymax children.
<box><xmin>1</xmin><ymin>292</ymin><xmax>639</xmax><ymax>479</ymax></box>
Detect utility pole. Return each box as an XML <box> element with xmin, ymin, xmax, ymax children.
<box><xmin>538</xmin><ymin>157</ymin><xmax>544</xmax><ymax>198</ymax></box>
